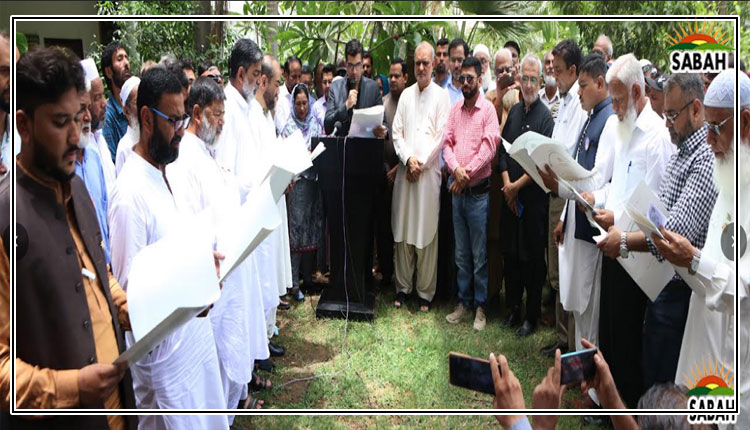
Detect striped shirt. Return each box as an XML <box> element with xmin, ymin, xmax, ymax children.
<box><xmin>442</xmin><ymin>96</ymin><xmax>500</xmax><ymax>185</ymax></box>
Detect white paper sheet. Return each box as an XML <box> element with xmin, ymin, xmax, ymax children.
<box><xmin>217</xmin><ymin>181</ymin><xmax>282</xmax><ymax>282</ymax></box>
<box><xmin>624</xmin><ymin>181</ymin><xmax>669</xmax><ymax>240</ymax></box>
<box><xmin>261</xmin><ymin>129</ymin><xmax>314</xmax><ymax>201</ymax></box>
<box><xmin>120</xmin><ymin>214</ymin><xmax>220</xmax><ymax>345</ymax></box>
<box><xmin>509</xmin><ymin>131</ymin><xmax>595</xmax><ymax>193</ymax></box>
<box><xmin>610</xmin><ymin>210</ymin><xmax>675</xmax><ymax>302</ymax></box>
<box><xmin>349</xmin><ymin>105</ymin><xmax>384</xmax><ymax>138</ymax></box>
<box><xmin>559</xmin><ymin>178</ymin><xmax>596</xmax><ymax>215</ymax></box>
<box><xmin>311</xmin><ymin>142</ymin><xmax>326</xmax><ymax>161</ymax></box>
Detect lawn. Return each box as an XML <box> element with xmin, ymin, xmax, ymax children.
<box><xmin>234</xmin><ymin>287</ymin><xmax>611</xmax><ymax>430</ymax></box>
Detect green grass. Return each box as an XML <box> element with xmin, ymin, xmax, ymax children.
<box><xmin>234</xmin><ymin>287</ymin><xmax>610</xmax><ymax>430</ymax></box>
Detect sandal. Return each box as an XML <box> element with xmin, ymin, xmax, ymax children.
<box><xmin>418</xmin><ymin>298</ymin><xmax>431</xmax><ymax>313</ymax></box>
<box><xmin>394</xmin><ymin>292</ymin><xmax>407</xmax><ymax>308</ymax></box>
<box><xmin>239</xmin><ymin>395</ymin><xmax>264</xmax><ymax>409</ymax></box>
<box><xmin>249</xmin><ymin>371</ymin><xmax>272</xmax><ymax>391</ymax></box>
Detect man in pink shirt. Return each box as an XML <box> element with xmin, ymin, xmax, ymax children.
<box><xmin>443</xmin><ymin>56</ymin><xmax>500</xmax><ymax>331</ymax></box>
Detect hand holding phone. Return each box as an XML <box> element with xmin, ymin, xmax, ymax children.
<box><xmin>497</xmin><ymin>72</ymin><xmax>515</xmax><ymax>90</ymax></box>
<box><xmin>448</xmin><ymin>352</ymin><xmax>496</xmax><ymax>395</ymax></box>
<box><xmin>560</xmin><ymin>347</ymin><xmax>597</xmax><ymax>385</ymax></box>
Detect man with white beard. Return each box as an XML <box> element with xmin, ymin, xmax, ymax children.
<box><xmin>80</xmin><ymin>58</ymin><xmax>117</xmax><ymax>194</ymax></box>
<box><xmin>109</xmin><ymin>67</ymin><xmax>228</xmax><ymax>429</ymax></box>
<box><xmin>539</xmin><ymin>51</ymin><xmax>560</xmax><ymax>121</ymax></box>
<box><xmin>651</xmin><ymin>69</ymin><xmax>750</xmax><ymax>429</ymax></box>
<box><xmin>166</xmin><ymin>77</ymin><xmax>269</xmax><ymax>413</ymax></box>
<box><xmin>598</xmin><ymin>73</ymin><xmax>718</xmax><ymax>393</ymax></box>
<box><xmin>115</xmin><ymin>76</ymin><xmax>140</xmax><ymax>176</ymax></box>
<box><xmin>474</xmin><ymin>43</ymin><xmax>495</xmax><ymax>94</ymax></box>
<box><xmin>214</xmin><ymin>41</ymin><xmax>288</xmax><ymax>364</ymax></box>
<box><xmin>74</xmin><ymin>77</ymin><xmax>111</xmax><ymax>263</ymax></box>
<box><xmin>581</xmin><ymin>54</ymin><xmax>674</xmax><ymax>408</ymax></box>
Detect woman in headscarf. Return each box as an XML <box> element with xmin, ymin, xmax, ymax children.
<box><xmin>280</xmin><ymin>83</ymin><xmax>323</xmax><ymax>301</ymax></box>
<box><xmin>375</xmin><ymin>73</ymin><xmax>390</xmax><ymax>98</ymax></box>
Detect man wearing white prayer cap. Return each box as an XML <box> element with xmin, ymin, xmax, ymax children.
<box><xmin>80</xmin><ymin>57</ymin><xmax>117</xmax><ymax>194</ymax></box>
<box><xmin>115</xmin><ymin>76</ymin><xmax>140</xmax><ymax>175</ymax></box>
<box><xmin>473</xmin><ymin>43</ymin><xmax>495</xmax><ymax>93</ymax></box>
<box><xmin>652</xmin><ymin>69</ymin><xmax>750</xmax><ymax>429</ymax></box>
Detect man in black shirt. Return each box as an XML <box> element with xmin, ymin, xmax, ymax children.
<box><xmin>498</xmin><ymin>53</ymin><xmax>555</xmax><ymax>337</ymax></box>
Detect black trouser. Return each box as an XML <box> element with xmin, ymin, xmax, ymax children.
<box><xmin>374</xmin><ymin>165</ymin><xmax>394</xmax><ymax>284</ymax></box>
<box><xmin>503</xmin><ymin>253</ymin><xmax>546</xmax><ymax>324</ymax></box>
<box><xmin>599</xmin><ymin>256</ymin><xmax>649</xmax><ymax>409</ymax></box>
<box><xmin>642</xmin><ymin>279</ymin><xmax>692</xmax><ymax>391</ymax></box>
<box><xmin>436</xmin><ymin>174</ymin><xmax>457</xmax><ymax>300</ymax></box>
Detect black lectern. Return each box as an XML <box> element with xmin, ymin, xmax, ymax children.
<box><xmin>312</xmin><ymin>136</ymin><xmax>383</xmax><ymax>321</ymax></box>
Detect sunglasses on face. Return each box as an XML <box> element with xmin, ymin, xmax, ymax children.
<box><xmin>458</xmin><ymin>75</ymin><xmax>475</xmax><ymax>84</ymax></box>
<box><xmin>150</xmin><ymin>107</ymin><xmax>190</xmax><ymax>132</ymax></box>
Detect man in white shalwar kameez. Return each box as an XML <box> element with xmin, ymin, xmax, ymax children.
<box><xmin>80</xmin><ymin>58</ymin><xmax>117</xmax><ymax>194</ymax></box>
<box><xmin>166</xmin><ymin>77</ymin><xmax>270</xmax><ymax>416</ymax></box>
<box><xmin>539</xmin><ymin>54</ymin><xmax>616</xmax><ymax>351</ymax></box>
<box><xmin>652</xmin><ymin>69</ymin><xmax>749</xmax><ymax>429</ymax></box>
<box><xmin>108</xmin><ymin>67</ymin><xmax>227</xmax><ymax>429</ymax></box>
<box><xmin>115</xmin><ymin>76</ymin><xmax>139</xmax><ymax>176</ymax></box>
<box><xmin>247</xmin><ymin>55</ymin><xmax>294</xmax><ymax>340</ymax></box>
<box><xmin>391</xmin><ymin>42</ymin><xmax>450</xmax><ymax>311</ymax></box>
<box><xmin>214</xmin><ymin>44</ymin><xmax>287</xmax><ymax>354</ymax></box>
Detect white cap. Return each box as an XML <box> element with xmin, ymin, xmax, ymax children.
<box><xmin>120</xmin><ymin>76</ymin><xmax>140</xmax><ymax>106</ymax></box>
<box><xmin>705</xmin><ymin>69</ymin><xmax>750</xmax><ymax>108</ymax></box>
<box><xmin>639</xmin><ymin>59</ymin><xmax>652</xmax><ymax>69</ymax></box>
<box><xmin>474</xmin><ymin>43</ymin><xmax>490</xmax><ymax>58</ymax></box>
<box><xmin>79</xmin><ymin>58</ymin><xmax>99</xmax><ymax>84</ymax></box>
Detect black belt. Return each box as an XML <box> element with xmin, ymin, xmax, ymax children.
<box><xmin>462</xmin><ymin>178</ymin><xmax>490</xmax><ymax>195</ymax></box>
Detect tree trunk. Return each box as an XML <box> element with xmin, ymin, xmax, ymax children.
<box><xmin>194</xmin><ymin>0</ymin><xmax>212</xmax><ymax>53</ymax></box>
<box><xmin>268</xmin><ymin>0</ymin><xmax>279</xmax><ymax>57</ymax></box>
<box><xmin>211</xmin><ymin>0</ymin><xmax>227</xmax><ymax>49</ymax></box>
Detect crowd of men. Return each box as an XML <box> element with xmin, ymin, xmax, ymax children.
<box><xmin>0</xmin><ymin>25</ymin><xmax>748</xmax><ymax>430</ymax></box>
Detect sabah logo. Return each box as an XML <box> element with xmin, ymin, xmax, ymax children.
<box><xmin>685</xmin><ymin>359</ymin><xmax>737</xmax><ymax>425</ymax></box>
<box><xmin>667</xmin><ymin>21</ymin><xmax>733</xmax><ymax>73</ymax></box>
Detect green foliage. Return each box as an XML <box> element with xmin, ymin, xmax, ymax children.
<box><xmin>15</xmin><ymin>32</ymin><xmax>28</xmax><ymax>54</ymax></box>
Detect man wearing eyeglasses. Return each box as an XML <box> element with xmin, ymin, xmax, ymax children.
<box><xmin>652</xmin><ymin>69</ymin><xmax>750</xmax><ymax>430</ymax></box>
<box><xmin>499</xmin><ymin>53</ymin><xmax>555</xmax><ymax>338</ymax></box>
<box><xmin>109</xmin><ymin>67</ymin><xmax>228</xmax><ymax>427</ymax></box>
<box><xmin>324</xmin><ymin>38</ymin><xmax>386</xmax><ymax>138</ymax></box>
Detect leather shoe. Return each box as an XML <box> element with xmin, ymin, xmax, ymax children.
<box><xmin>277</xmin><ymin>300</ymin><xmax>290</xmax><ymax>310</ymax></box>
<box><xmin>255</xmin><ymin>358</ymin><xmax>275</xmax><ymax>372</ymax></box>
<box><xmin>515</xmin><ymin>320</ymin><xmax>537</xmax><ymax>337</ymax></box>
<box><xmin>268</xmin><ymin>341</ymin><xmax>285</xmax><ymax>357</ymax></box>
<box><xmin>540</xmin><ymin>342</ymin><xmax>569</xmax><ymax>357</ymax></box>
<box><xmin>504</xmin><ymin>310</ymin><xmax>522</xmax><ymax>327</ymax></box>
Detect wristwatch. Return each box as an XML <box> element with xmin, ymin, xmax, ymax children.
<box><xmin>688</xmin><ymin>249</ymin><xmax>702</xmax><ymax>275</ymax></box>
<box><xmin>619</xmin><ymin>232</ymin><xmax>629</xmax><ymax>259</ymax></box>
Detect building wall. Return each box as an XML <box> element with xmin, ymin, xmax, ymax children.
<box><xmin>3</xmin><ymin>1</ymin><xmax>100</xmax><ymax>57</ymax></box>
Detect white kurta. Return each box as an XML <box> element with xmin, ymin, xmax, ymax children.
<box><xmin>115</xmin><ymin>125</ymin><xmax>138</xmax><ymax>177</ymax></box>
<box><xmin>557</xmin><ymin>114</ymin><xmax>617</xmax><ymax>349</ymax></box>
<box><xmin>550</xmin><ymin>80</ymin><xmax>588</xmax><ymax>156</ymax></box>
<box><xmin>248</xmin><ymin>98</ymin><xmax>293</xmax><ymax>298</ymax></box>
<box><xmin>391</xmin><ymin>81</ymin><xmax>451</xmax><ymax>249</ymax></box>
<box><xmin>166</xmin><ymin>132</ymin><xmax>270</xmax><ymax>415</ymax></box>
<box><xmin>109</xmin><ymin>152</ymin><xmax>227</xmax><ymax>430</ymax></box>
<box><xmin>91</xmin><ymin>128</ymin><xmax>117</xmax><ymax>195</ymax></box>
<box><xmin>675</xmin><ymin>184</ymin><xmax>749</xmax><ymax>429</ymax></box>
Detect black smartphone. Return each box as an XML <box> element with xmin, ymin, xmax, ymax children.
<box><xmin>448</xmin><ymin>352</ymin><xmax>496</xmax><ymax>395</ymax></box>
<box><xmin>560</xmin><ymin>347</ymin><xmax>597</xmax><ymax>385</ymax></box>
<box><xmin>497</xmin><ymin>73</ymin><xmax>515</xmax><ymax>89</ymax></box>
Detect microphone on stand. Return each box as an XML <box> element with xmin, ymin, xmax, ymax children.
<box><xmin>333</xmin><ymin>121</ymin><xmax>343</xmax><ymax>137</ymax></box>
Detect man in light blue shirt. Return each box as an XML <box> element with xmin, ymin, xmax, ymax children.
<box><xmin>75</xmin><ymin>91</ymin><xmax>110</xmax><ymax>263</ymax></box>
<box><xmin>446</xmin><ymin>38</ymin><xmax>484</xmax><ymax>106</ymax></box>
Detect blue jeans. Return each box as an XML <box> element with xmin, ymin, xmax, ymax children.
<box><xmin>451</xmin><ymin>177</ymin><xmax>489</xmax><ymax>310</ymax></box>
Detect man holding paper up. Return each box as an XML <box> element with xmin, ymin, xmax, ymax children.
<box><xmin>598</xmin><ymin>73</ymin><xmax>717</xmax><ymax>392</ymax></box>
<box><xmin>651</xmin><ymin>69</ymin><xmax>750</xmax><ymax>429</ymax></box>
<box><xmin>538</xmin><ymin>53</ymin><xmax>617</xmax><ymax>352</ymax></box>
<box><xmin>166</xmin><ymin>77</ymin><xmax>270</xmax><ymax>413</ymax></box>
<box><xmin>109</xmin><ymin>67</ymin><xmax>227</xmax><ymax>427</ymax></box>
<box><xmin>584</xmin><ymin>54</ymin><xmax>672</xmax><ymax>407</ymax></box>
<box><xmin>498</xmin><ymin>53</ymin><xmax>554</xmax><ymax>337</ymax></box>
<box><xmin>391</xmin><ymin>42</ymin><xmax>451</xmax><ymax>311</ymax></box>
<box><xmin>1</xmin><ymin>47</ymin><xmax>136</xmax><ymax>429</ymax></box>
<box><xmin>324</xmin><ymin>38</ymin><xmax>386</xmax><ymax>138</ymax></box>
